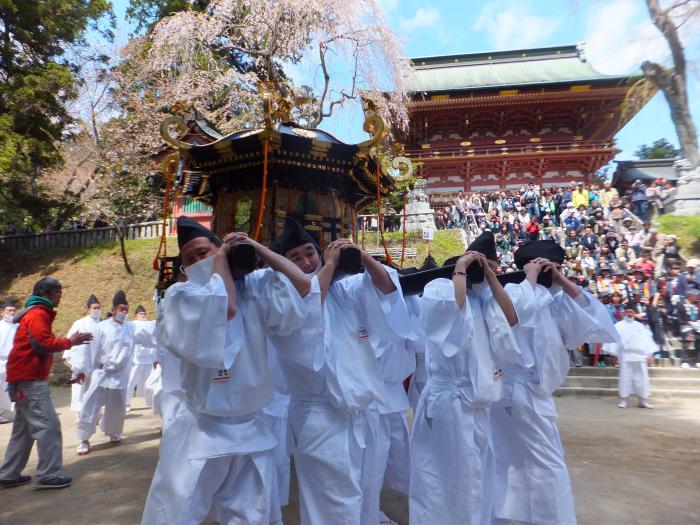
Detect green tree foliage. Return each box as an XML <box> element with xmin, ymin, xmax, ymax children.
<box><xmin>634</xmin><ymin>138</ymin><xmax>681</xmax><ymax>160</ymax></box>
<box><xmin>0</xmin><ymin>0</ymin><xmax>113</xmax><ymax>233</ymax></box>
<box><xmin>126</xmin><ymin>0</ymin><xmax>208</xmax><ymax>34</ymax></box>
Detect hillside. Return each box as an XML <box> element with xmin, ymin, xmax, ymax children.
<box><xmin>0</xmin><ymin>229</ymin><xmax>465</xmax><ymax>337</ymax></box>
<box><xmin>657</xmin><ymin>215</ymin><xmax>700</xmax><ymax>258</ymax></box>
<box><xmin>1</xmin><ymin>238</ymin><xmax>178</xmax><ymax>337</ymax></box>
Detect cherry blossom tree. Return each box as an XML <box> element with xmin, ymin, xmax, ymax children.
<box><xmin>144</xmin><ymin>0</ymin><xmax>411</xmax><ymax>131</ymax></box>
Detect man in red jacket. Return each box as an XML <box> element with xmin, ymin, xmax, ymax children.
<box><xmin>0</xmin><ymin>277</ymin><xmax>92</xmax><ymax>490</ymax></box>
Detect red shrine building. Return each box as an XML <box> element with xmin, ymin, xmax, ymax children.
<box><xmin>398</xmin><ymin>44</ymin><xmax>651</xmax><ymax>197</ymax></box>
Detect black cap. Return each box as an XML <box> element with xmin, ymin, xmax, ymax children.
<box><xmin>270</xmin><ymin>216</ymin><xmax>317</xmax><ymax>256</ymax></box>
<box><xmin>135</xmin><ymin>305</ymin><xmax>146</xmax><ymax>314</ymax></box>
<box><xmin>514</xmin><ymin>240</ymin><xmax>565</xmax><ymax>269</ymax></box>
<box><xmin>2</xmin><ymin>299</ymin><xmax>16</xmax><ymax>309</ymax></box>
<box><xmin>398</xmin><ymin>264</ymin><xmax>454</xmax><ymax>296</ymax></box>
<box><xmin>112</xmin><ymin>290</ymin><xmax>128</xmax><ymax>307</ymax></box>
<box><xmin>177</xmin><ymin>216</ymin><xmax>221</xmax><ymax>250</ymax></box>
<box><xmin>496</xmin><ymin>270</ymin><xmax>526</xmax><ymax>287</ymax></box>
<box><xmin>467</xmin><ymin>231</ymin><xmax>497</xmax><ymax>261</ymax></box>
<box><xmin>86</xmin><ymin>294</ymin><xmax>100</xmax><ymax>308</ymax></box>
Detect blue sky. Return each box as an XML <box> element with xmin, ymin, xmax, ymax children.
<box><xmin>110</xmin><ymin>0</ymin><xmax>700</xmax><ymax>160</ymax></box>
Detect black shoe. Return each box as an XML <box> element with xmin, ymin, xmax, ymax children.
<box><xmin>0</xmin><ymin>475</ymin><xmax>32</xmax><ymax>489</ymax></box>
<box><xmin>35</xmin><ymin>475</ymin><xmax>72</xmax><ymax>490</ymax></box>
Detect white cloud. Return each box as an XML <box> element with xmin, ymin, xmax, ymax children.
<box><xmin>376</xmin><ymin>0</ymin><xmax>400</xmax><ymax>16</ymax></box>
<box><xmin>473</xmin><ymin>1</ymin><xmax>560</xmax><ymax>50</ymax></box>
<box><xmin>584</xmin><ymin>0</ymin><xmax>669</xmax><ymax>74</ymax></box>
<box><xmin>584</xmin><ymin>0</ymin><xmax>700</xmax><ymax>75</ymax></box>
<box><xmin>399</xmin><ymin>7</ymin><xmax>442</xmax><ymax>33</ymax></box>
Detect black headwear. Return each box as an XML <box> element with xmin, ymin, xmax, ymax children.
<box><xmin>2</xmin><ymin>299</ymin><xmax>16</xmax><ymax>309</ymax></box>
<box><xmin>177</xmin><ymin>216</ymin><xmax>221</xmax><ymax>250</ymax></box>
<box><xmin>398</xmin><ymin>263</ymin><xmax>454</xmax><ymax>296</ymax></box>
<box><xmin>86</xmin><ymin>294</ymin><xmax>100</xmax><ymax>308</ymax></box>
<box><xmin>112</xmin><ymin>290</ymin><xmax>128</xmax><ymax>308</ymax></box>
<box><xmin>270</xmin><ymin>216</ymin><xmax>317</xmax><ymax>255</ymax></box>
<box><xmin>465</xmin><ymin>231</ymin><xmax>497</xmax><ymax>282</ymax></box>
<box><xmin>135</xmin><ymin>305</ymin><xmax>146</xmax><ymax>314</ymax></box>
<box><xmin>514</xmin><ymin>240</ymin><xmax>565</xmax><ymax>269</ymax></box>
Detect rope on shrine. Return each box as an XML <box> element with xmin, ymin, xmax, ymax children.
<box><xmin>400</xmin><ymin>190</ymin><xmax>407</xmax><ymax>268</ymax></box>
<box><xmin>253</xmin><ymin>136</ymin><xmax>270</xmax><ymax>241</ymax></box>
<box><xmin>376</xmin><ymin>158</ymin><xmax>393</xmax><ymax>266</ymax></box>
<box><xmin>153</xmin><ymin>156</ymin><xmax>175</xmax><ymax>271</ymax></box>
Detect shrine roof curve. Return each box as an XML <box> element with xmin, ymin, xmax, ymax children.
<box><xmin>406</xmin><ymin>44</ymin><xmax>635</xmax><ymax>93</ymax></box>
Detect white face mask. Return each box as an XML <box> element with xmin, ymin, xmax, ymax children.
<box><xmin>624</xmin><ymin>316</ymin><xmax>635</xmax><ymax>322</ymax></box>
<box><xmin>114</xmin><ymin>311</ymin><xmax>128</xmax><ymax>323</ymax></box>
<box><xmin>89</xmin><ymin>309</ymin><xmax>101</xmax><ymax>320</ymax></box>
<box><xmin>2</xmin><ymin>314</ymin><xmax>13</xmax><ymax>323</ymax></box>
<box><xmin>182</xmin><ymin>254</ymin><xmax>216</xmax><ymax>286</ymax></box>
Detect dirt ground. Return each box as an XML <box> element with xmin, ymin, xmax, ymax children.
<box><xmin>1</xmin><ymin>388</ymin><xmax>699</xmax><ymax>525</ymax></box>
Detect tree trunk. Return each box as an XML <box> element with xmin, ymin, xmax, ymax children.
<box><xmin>643</xmin><ymin>0</ymin><xmax>700</xmax><ymax>169</ymax></box>
<box><xmin>117</xmin><ymin>227</ymin><xmax>133</xmax><ymax>275</ymax></box>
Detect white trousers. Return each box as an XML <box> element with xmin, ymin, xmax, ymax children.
<box><xmin>288</xmin><ymin>397</ymin><xmax>378</xmax><ymax>525</ymax></box>
<box><xmin>491</xmin><ymin>382</ymin><xmax>577</xmax><ymax>525</ymax></box>
<box><xmin>76</xmin><ymin>386</ymin><xmax>126</xmax><ymax>441</ymax></box>
<box><xmin>619</xmin><ymin>360</ymin><xmax>651</xmax><ymax>399</ymax></box>
<box><xmin>127</xmin><ymin>364</ymin><xmax>152</xmax><ymax>405</ymax></box>
<box><xmin>141</xmin><ymin>405</ymin><xmax>274</xmax><ymax>525</ymax></box>
<box><xmin>69</xmin><ymin>382</ymin><xmax>86</xmax><ymax>413</ymax></box>
<box><xmin>0</xmin><ymin>372</ymin><xmax>13</xmax><ymax>414</ymax></box>
<box><xmin>376</xmin><ymin>411</ymin><xmax>410</xmax><ymax>495</ymax></box>
<box><xmin>410</xmin><ymin>389</ymin><xmax>493</xmax><ymax>525</ymax></box>
<box><xmin>266</xmin><ymin>413</ymin><xmax>291</xmax><ymax>524</ymax></box>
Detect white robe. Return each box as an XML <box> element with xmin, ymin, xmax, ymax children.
<box><xmin>65</xmin><ymin>315</ymin><xmax>101</xmax><ymax>412</ymax></box>
<box><xmin>284</xmin><ymin>268</ymin><xmax>410</xmax><ymax>525</ymax></box>
<box><xmin>374</xmin><ymin>287</ymin><xmax>416</xmax><ymax>497</ymax></box>
<box><xmin>604</xmin><ymin>319</ymin><xmax>657</xmax><ymax>399</ymax></box>
<box><xmin>406</xmin><ymin>296</ymin><xmax>426</xmax><ymax>411</ymax></box>
<box><xmin>409</xmin><ymin>279</ymin><xmax>521</xmax><ymax>525</ymax></box>
<box><xmin>76</xmin><ymin>318</ymin><xmax>155</xmax><ymax>440</ymax></box>
<box><xmin>492</xmin><ymin>282</ymin><xmax>619</xmax><ymax>525</ymax></box>
<box><xmin>127</xmin><ymin>320</ymin><xmax>157</xmax><ymax>405</ymax></box>
<box><xmin>142</xmin><ymin>268</ymin><xmax>314</xmax><ymax>525</ymax></box>
<box><xmin>0</xmin><ymin>318</ymin><xmax>18</xmax><ymax>414</ymax></box>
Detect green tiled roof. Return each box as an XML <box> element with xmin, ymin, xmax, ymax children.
<box><xmin>406</xmin><ymin>44</ymin><xmax>632</xmax><ymax>93</ymax></box>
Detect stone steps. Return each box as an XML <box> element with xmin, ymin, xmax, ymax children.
<box><xmin>554</xmin><ymin>366</ymin><xmax>700</xmax><ymax>398</ymax></box>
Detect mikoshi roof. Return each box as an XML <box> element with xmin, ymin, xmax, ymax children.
<box><xmin>405</xmin><ymin>44</ymin><xmax>632</xmax><ymax>93</ymax></box>
<box><xmin>161</xmin><ymin>116</ymin><xmax>394</xmax><ymax>207</ymax></box>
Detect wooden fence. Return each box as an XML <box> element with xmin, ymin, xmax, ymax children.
<box><xmin>0</xmin><ymin>220</ymin><xmax>174</xmax><ymax>252</ymax></box>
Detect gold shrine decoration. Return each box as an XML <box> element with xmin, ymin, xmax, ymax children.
<box><xmin>259</xmin><ymin>81</ymin><xmax>312</xmax><ymax>129</ymax></box>
<box><xmin>160</xmin><ymin>115</ymin><xmax>194</xmax><ymax>151</ymax></box>
<box><xmin>619</xmin><ymin>78</ymin><xmax>658</xmax><ymax>129</ymax></box>
<box><xmin>356</xmin><ymin>114</ymin><xmax>387</xmax><ymax>150</ymax></box>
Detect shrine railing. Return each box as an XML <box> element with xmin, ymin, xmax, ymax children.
<box><xmin>0</xmin><ymin>220</ymin><xmax>174</xmax><ymax>252</ymax></box>
<box><xmin>405</xmin><ymin>139</ymin><xmax>614</xmax><ymax>159</ymax></box>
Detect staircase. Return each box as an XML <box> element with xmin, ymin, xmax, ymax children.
<box><xmin>555</xmin><ymin>366</ymin><xmax>700</xmax><ymax>398</ymax></box>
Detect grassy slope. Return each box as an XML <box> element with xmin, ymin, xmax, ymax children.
<box><xmin>0</xmin><ymin>229</ymin><xmax>465</xmax><ymax>336</ymax></box>
<box><xmin>657</xmin><ymin>215</ymin><xmax>700</xmax><ymax>258</ymax></box>
<box><xmin>358</xmin><ymin>229</ymin><xmax>466</xmax><ymax>266</ymax></box>
<box><xmin>0</xmin><ymin>238</ymin><xmax>178</xmax><ymax>337</ymax></box>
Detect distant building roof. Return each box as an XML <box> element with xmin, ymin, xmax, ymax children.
<box><xmin>406</xmin><ymin>44</ymin><xmax>632</xmax><ymax>93</ymax></box>
<box><xmin>612</xmin><ymin>158</ymin><xmax>679</xmax><ymax>186</ymax></box>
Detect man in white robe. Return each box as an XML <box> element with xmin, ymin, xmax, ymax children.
<box><xmin>409</xmin><ymin>232</ymin><xmax>521</xmax><ymax>525</ymax></box>
<box><xmin>0</xmin><ymin>300</ymin><xmax>18</xmax><ymax>424</ymax></box>
<box><xmin>141</xmin><ymin>216</ymin><xmax>315</xmax><ymax>525</ymax></box>
<box><xmin>492</xmin><ymin>240</ymin><xmax>620</xmax><ymax>525</ymax></box>
<box><xmin>126</xmin><ymin>305</ymin><xmax>157</xmax><ymax>410</ymax></box>
<box><xmin>64</xmin><ymin>294</ymin><xmax>102</xmax><ymax>415</ymax></box>
<box><xmin>76</xmin><ymin>290</ymin><xmax>155</xmax><ymax>454</ymax></box>
<box><xmin>604</xmin><ymin>307</ymin><xmax>656</xmax><ymax>409</ymax></box>
<box><xmin>269</xmin><ymin>217</ymin><xmax>411</xmax><ymax>525</ymax></box>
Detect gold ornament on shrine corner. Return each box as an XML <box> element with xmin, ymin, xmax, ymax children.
<box><xmin>258</xmin><ymin>81</ymin><xmax>312</xmax><ymax>129</ymax></box>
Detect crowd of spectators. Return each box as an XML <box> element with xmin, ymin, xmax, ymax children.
<box><xmin>431</xmin><ymin>179</ymin><xmax>699</xmax><ymax>369</ymax></box>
